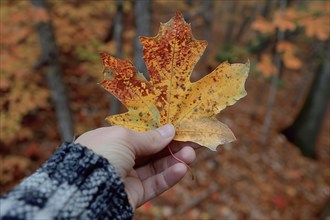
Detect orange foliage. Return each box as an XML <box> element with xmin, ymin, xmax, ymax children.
<box><xmin>101</xmin><ymin>13</ymin><xmax>249</xmax><ymax>151</ymax></box>
<box><xmin>276</xmin><ymin>41</ymin><xmax>296</xmax><ymax>54</ymax></box>
<box><xmin>251</xmin><ymin>16</ymin><xmax>275</xmax><ymax>35</ymax></box>
<box><xmin>0</xmin><ymin>1</ymin><xmax>50</xmax><ymax>143</ymax></box>
<box><xmin>1</xmin><ymin>1</ymin><xmax>329</xmax><ymax>219</ymax></box>
<box><xmin>0</xmin><ymin>0</ymin><xmax>123</xmax><ymax>143</ymax></box>
<box><xmin>0</xmin><ymin>155</ymin><xmax>31</xmax><ymax>185</ymax></box>
<box><xmin>301</xmin><ymin>1</ymin><xmax>330</xmax><ymax>41</ymax></box>
<box><xmin>31</xmin><ymin>7</ymin><xmax>50</xmax><ymax>23</ymax></box>
<box><xmin>253</xmin><ymin>2</ymin><xmax>329</xmax><ymax>77</ymax></box>
<box><xmin>273</xmin><ymin>8</ymin><xmax>297</xmax><ymax>32</ymax></box>
<box><xmin>257</xmin><ymin>54</ymin><xmax>278</xmax><ymax>77</ymax></box>
<box><xmin>276</xmin><ymin>41</ymin><xmax>302</xmax><ymax>70</ymax></box>
<box><xmin>301</xmin><ymin>16</ymin><xmax>330</xmax><ymax>41</ymax></box>
<box><xmin>282</xmin><ymin>52</ymin><xmax>302</xmax><ymax>71</ymax></box>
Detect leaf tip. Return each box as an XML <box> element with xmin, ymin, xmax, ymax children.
<box><xmin>99</xmin><ymin>52</ymin><xmax>108</xmax><ymax>59</ymax></box>
<box><xmin>175</xmin><ymin>11</ymin><xmax>184</xmax><ymax>20</ymax></box>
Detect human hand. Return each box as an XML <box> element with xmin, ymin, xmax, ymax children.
<box><xmin>74</xmin><ymin>124</ymin><xmax>196</xmax><ymax>209</ymax></box>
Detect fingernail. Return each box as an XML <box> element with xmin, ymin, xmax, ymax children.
<box><xmin>157</xmin><ymin>124</ymin><xmax>175</xmax><ymax>139</ymax></box>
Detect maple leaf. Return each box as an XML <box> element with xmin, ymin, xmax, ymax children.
<box><xmin>100</xmin><ymin>12</ymin><xmax>249</xmax><ymax>151</ymax></box>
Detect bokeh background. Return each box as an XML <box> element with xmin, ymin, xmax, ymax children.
<box><xmin>1</xmin><ymin>0</ymin><xmax>329</xmax><ymax>219</ymax></box>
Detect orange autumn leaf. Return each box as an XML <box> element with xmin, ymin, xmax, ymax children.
<box><xmin>276</xmin><ymin>41</ymin><xmax>296</xmax><ymax>54</ymax></box>
<box><xmin>100</xmin><ymin>12</ymin><xmax>249</xmax><ymax>151</ymax></box>
<box><xmin>301</xmin><ymin>16</ymin><xmax>330</xmax><ymax>41</ymax></box>
<box><xmin>31</xmin><ymin>7</ymin><xmax>50</xmax><ymax>23</ymax></box>
<box><xmin>273</xmin><ymin>8</ymin><xmax>297</xmax><ymax>32</ymax></box>
<box><xmin>257</xmin><ymin>54</ymin><xmax>278</xmax><ymax>77</ymax></box>
<box><xmin>276</xmin><ymin>41</ymin><xmax>302</xmax><ymax>70</ymax></box>
<box><xmin>283</xmin><ymin>52</ymin><xmax>302</xmax><ymax>70</ymax></box>
<box><xmin>251</xmin><ymin>16</ymin><xmax>275</xmax><ymax>35</ymax></box>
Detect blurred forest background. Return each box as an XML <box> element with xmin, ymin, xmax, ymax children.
<box><xmin>0</xmin><ymin>0</ymin><xmax>329</xmax><ymax>219</ymax></box>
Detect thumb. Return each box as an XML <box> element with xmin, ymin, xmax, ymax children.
<box><xmin>129</xmin><ymin>124</ymin><xmax>175</xmax><ymax>157</ymax></box>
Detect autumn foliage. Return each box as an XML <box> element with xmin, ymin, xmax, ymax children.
<box><xmin>101</xmin><ymin>13</ymin><xmax>249</xmax><ymax>150</ymax></box>
<box><xmin>252</xmin><ymin>2</ymin><xmax>329</xmax><ymax>76</ymax></box>
<box><xmin>1</xmin><ymin>1</ymin><xmax>329</xmax><ymax>219</ymax></box>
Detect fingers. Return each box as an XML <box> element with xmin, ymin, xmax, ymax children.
<box><xmin>126</xmin><ymin>124</ymin><xmax>175</xmax><ymax>157</ymax></box>
<box><xmin>133</xmin><ymin>146</ymin><xmax>195</xmax><ymax>207</ymax></box>
<box><xmin>169</xmin><ymin>140</ymin><xmax>202</xmax><ymax>152</ymax></box>
<box><xmin>136</xmin><ymin>146</ymin><xmax>196</xmax><ymax>181</ymax></box>
<box><xmin>138</xmin><ymin>163</ymin><xmax>187</xmax><ymax>207</ymax></box>
<box><xmin>134</xmin><ymin>141</ymin><xmax>200</xmax><ymax>168</ymax></box>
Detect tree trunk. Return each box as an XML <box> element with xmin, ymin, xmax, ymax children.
<box><xmin>31</xmin><ymin>0</ymin><xmax>74</xmax><ymax>142</ymax></box>
<box><xmin>259</xmin><ymin>0</ymin><xmax>286</xmax><ymax>144</ymax></box>
<box><xmin>202</xmin><ymin>0</ymin><xmax>213</xmax><ymax>43</ymax></box>
<box><xmin>293</xmin><ymin>42</ymin><xmax>322</xmax><ymax>107</ymax></box>
<box><xmin>235</xmin><ymin>3</ymin><xmax>259</xmax><ymax>42</ymax></box>
<box><xmin>261</xmin><ymin>0</ymin><xmax>273</xmax><ymax>17</ymax></box>
<box><xmin>134</xmin><ymin>0</ymin><xmax>151</xmax><ymax>79</ymax></box>
<box><xmin>224</xmin><ymin>1</ymin><xmax>237</xmax><ymax>45</ymax></box>
<box><xmin>282</xmin><ymin>45</ymin><xmax>330</xmax><ymax>158</ymax></box>
<box><xmin>108</xmin><ymin>0</ymin><xmax>124</xmax><ymax>115</ymax></box>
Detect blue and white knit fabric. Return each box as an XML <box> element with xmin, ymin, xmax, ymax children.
<box><xmin>0</xmin><ymin>142</ymin><xmax>133</xmax><ymax>220</ymax></box>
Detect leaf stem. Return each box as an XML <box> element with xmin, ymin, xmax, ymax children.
<box><xmin>168</xmin><ymin>145</ymin><xmax>195</xmax><ymax>180</ymax></box>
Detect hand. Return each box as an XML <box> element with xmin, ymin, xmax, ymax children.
<box><xmin>74</xmin><ymin>124</ymin><xmax>196</xmax><ymax>209</ymax></box>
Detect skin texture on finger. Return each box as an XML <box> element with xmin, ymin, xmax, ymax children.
<box><xmin>126</xmin><ymin>124</ymin><xmax>175</xmax><ymax>157</ymax></box>
<box><xmin>169</xmin><ymin>140</ymin><xmax>202</xmax><ymax>152</ymax></box>
<box><xmin>134</xmin><ymin>141</ymin><xmax>201</xmax><ymax>168</ymax></box>
<box><xmin>74</xmin><ymin>125</ymin><xmax>175</xmax><ymax>158</ymax></box>
<box><xmin>136</xmin><ymin>146</ymin><xmax>196</xmax><ymax>181</ymax></box>
<box><xmin>124</xmin><ymin>147</ymin><xmax>195</xmax><ymax>209</ymax></box>
<box><xmin>141</xmin><ymin>163</ymin><xmax>187</xmax><ymax>206</ymax></box>
<box><xmin>74</xmin><ymin>125</ymin><xmax>175</xmax><ymax>177</ymax></box>
<box><xmin>124</xmin><ymin>163</ymin><xmax>188</xmax><ymax>208</ymax></box>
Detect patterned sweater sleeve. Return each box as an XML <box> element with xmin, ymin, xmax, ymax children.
<box><xmin>0</xmin><ymin>142</ymin><xmax>133</xmax><ymax>220</ymax></box>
